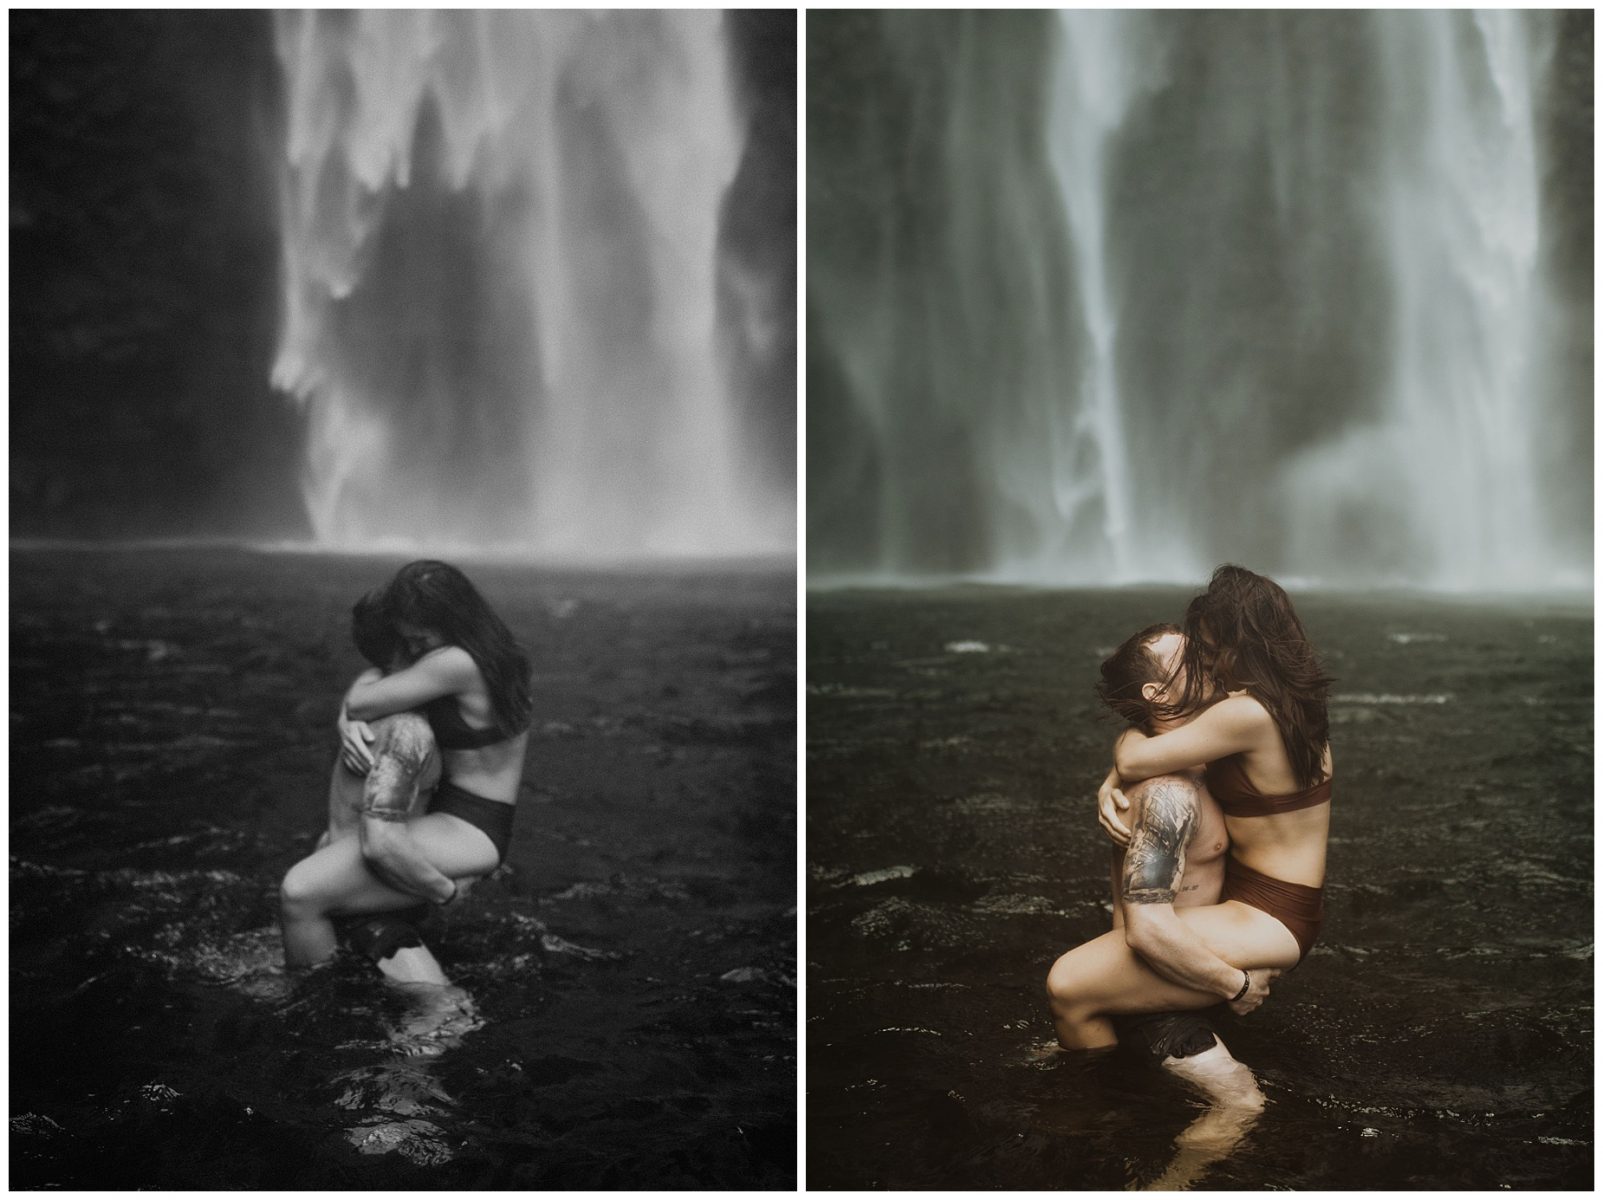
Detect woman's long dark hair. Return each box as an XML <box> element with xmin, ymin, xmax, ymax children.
<box><xmin>384</xmin><ymin>560</ymin><xmax>533</xmax><ymax>734</ymax></box>
<box><xmin>1177</xmin><ymin>565</ymin><xmax>1332</xmax><ymax>790</ymax></box>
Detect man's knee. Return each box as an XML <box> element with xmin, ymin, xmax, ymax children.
<box><xmin>280</xmin><ymin>861</ymin><xmax>325</xmax><ymax>915</ymax></box>
<box><xmin>1046</xmin><ymin>954</ymin><xmax>1085</xmax><ymax>1012</ymax></box>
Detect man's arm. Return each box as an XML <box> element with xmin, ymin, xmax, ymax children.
<box><xmin>360</xmin><ymin>816</ymin><xmax>458</xmax><ymax>903</ymax></box>
<box><xmin>1119</xmin><ymin>777</ymin><xmax>1256</xmax><ymax>1004</ymax></box>
<box><xmin>355</xmin><ymin>712</ymin><xmax>457</xmax><ymax>904</ymax></box>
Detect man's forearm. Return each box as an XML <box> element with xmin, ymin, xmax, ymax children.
<box><xmin>1125</xmin><ymin>908</ymin><xmax>1246</xmax><ymax>1000</ymax></box>
<box><xmin>360</xmin><ymin>819</ymin><xmax>455</xmax><ymax>903</ymax></box>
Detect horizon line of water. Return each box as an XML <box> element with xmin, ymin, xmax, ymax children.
<box><xmin>9</xmin><ymin>536</ymin><xmax>797</xmax><ymax>575</ymax></box>
<box><xmin>806</xmin><ymin>565</ymin><xmax>1594</xmax><ymax>603</ymax></box>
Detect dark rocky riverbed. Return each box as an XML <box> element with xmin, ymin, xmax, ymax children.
<box><xmin>11</xmin><ymin>544</ymin><xmax>796</xmax><ymax>1189</ymax></box>
<box><xmin>806</xmin><ymin>584</ymin><xmax>1591</xmax><ymax>1190</ymax></box>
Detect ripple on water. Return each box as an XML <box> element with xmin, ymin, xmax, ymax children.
<box><xmin>1333</xmin><ymin>692</ymin><xmax>1453</xmax><ymax>705</ymax></box>
<box><xmin>950</xmin><ymin>793</ymin><xmax>1020</xmax><ymax>815</ymax></box>
<box><xmin>847</xmin><ymin>865</ymin><xmax>916</xmax><ymax>888</ymax></box>
<box><xmin>972</xmin><ymin>893</ymin><xmax>1070</xmax><ymax>918</ymax></box>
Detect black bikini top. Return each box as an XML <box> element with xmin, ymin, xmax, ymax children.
<box><xmin>1205</xmin><ymin>754</ymin><xmax>1332</xmax><ymax>818</ymax></box>
<box><xmin>423</xmin><ymin>694</ymin><xmax>518</xmax><ymax>751</ymax></box>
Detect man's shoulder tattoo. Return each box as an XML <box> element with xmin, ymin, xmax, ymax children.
<box><xmin>1121</xmin><ymin>777</ymin><xmax>1199</xmax><ymax>905</ymax></box>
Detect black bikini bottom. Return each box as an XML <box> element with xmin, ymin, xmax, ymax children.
<box><xmin>1223</xmin><ymin>854</ymin><xmax>1324</xmax><ymax>963</ymax></box>
<box><xmin>429</xmin><ymin>779</ymin><xmax>515</xmax><ymax>863</ymax></box>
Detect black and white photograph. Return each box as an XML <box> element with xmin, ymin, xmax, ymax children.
<box><xmin>805</xmin><ymin>9</ymin><xmax>1592</xmax><ymax>1191</ymax></box>
<box><xmin>11</xmin><ymin>8</ymin><xmax>796</xmax><ymax>1189</ymax></box>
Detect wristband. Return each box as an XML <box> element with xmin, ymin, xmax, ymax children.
<box><xmin>1231</xmin><ymin>969</ymin><xmax>1251</xmax><ymax>1002</ymax></box>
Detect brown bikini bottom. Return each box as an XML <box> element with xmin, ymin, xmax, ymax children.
<box><xmin>1222</xmin><ymin>854</ymin><xmax>1324</xmax><ymax>963</ymax></box>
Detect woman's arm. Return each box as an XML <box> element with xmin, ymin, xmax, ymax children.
<box><xmin>345</xmin><ymin>646</ymin><xmax>479</xmax><ymax>722</ymax></box>
<box><xmin>1112</xmin><ymin>695</ymin><xmax>1272</xmax><ymax>783</ymax></box>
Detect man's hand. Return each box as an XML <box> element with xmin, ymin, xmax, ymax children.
<box><xmin>1097</xmin><ymin>765</ymin><xmax>1133</xmax><ymax>846</ymax></box>
<box><xmin>1227</xmin><ymin>968</ymin><xmax>1279</xmax><ymax>1016</ymax></box>
<box><xmin>339</xmin><ymin>708</ymin><xmax>377</xmax><ymax>775</ymax></box>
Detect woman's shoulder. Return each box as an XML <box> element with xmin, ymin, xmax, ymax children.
<box><xmin>1211</xmin><ymin>691</ymin><xmax>1275</xmax><ymax>729</ymax></box>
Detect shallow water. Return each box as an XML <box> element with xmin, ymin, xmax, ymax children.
<box><xmin>806</xmin><ymin>586</ymin><xmax>1591</xmax><ymax>1190</ymax></box>
<box><xmin>11</xmin><ymin>546</ymin><xmax>796</xmax><ymax>1189</ymax></box>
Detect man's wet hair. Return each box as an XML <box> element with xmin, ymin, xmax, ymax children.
<box><xmin>351</xmin><ymin>588</ymin><xmax>399</xmax><ymax>669</ymax></box>
<box><xmin>1096</xmin><ymin>622</ymin><xmax>1183</xmax><ymax>734</ymax></box>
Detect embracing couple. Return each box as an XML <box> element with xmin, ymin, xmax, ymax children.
<box><xmin>278</xmin><ymin>559</ymin><xmax>533</xmax><ymax>984</ymax></box>
<box><xmin>1048</xmin><ymin>565</ymin><xmax>1334</xmax><ymax>1095</ymax></box>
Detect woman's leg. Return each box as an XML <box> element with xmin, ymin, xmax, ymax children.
<box><xmin>1046</xmin><ymin>901</ymin><xmax>1301</xmax><ymax>1049</ymax></box>
<box><xmin>280</xmin><ymin>814</ymin><xmax>498</xmax><ymax>967</ymax></box>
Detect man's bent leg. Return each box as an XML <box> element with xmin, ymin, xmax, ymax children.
<box><xmin>1047</xmin><ymin>931</ymin><xmax>1224</xmax><ymax>1049</ymax></box>
<box><xmin>1047</xmin><ymin>902</ymin><xmax>1299</xmax><ymax>1050</ymax></box>
<box><xmin>344</xmin><ymin>714</ymin><xmax>443</xmax><ymax>976</ymax></box>
<box><xmin>288</xmin><ymin>713</ymin><xmax>440</xmax><ymax>965</ymax></box>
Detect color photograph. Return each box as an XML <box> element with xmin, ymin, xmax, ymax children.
<box><xmin>11</xmin><ymin>9</ymin><xmax>796</xmax><ymax>1189</ymax></box>
<box><xmin>806</xmin><ymin>10</ymin><xmax>1592</xmax><ymax>1190</ymax></box>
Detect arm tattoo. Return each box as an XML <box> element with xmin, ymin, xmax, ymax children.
<box><xmin>1121</xmin><ymin>779</ymin><xmax>1197</xmax><ymax>906</ymax></box>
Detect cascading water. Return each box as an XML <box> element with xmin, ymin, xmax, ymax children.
<box><xmin>1047</xmin><ymin>11</ymin><xmax>1173</xmax><ymax>581</ymax></box>
<box><xmin>806</xmin><ymin>10</ymin><xmax>1589</xmax><ymax>589</ymax></box>
<box><xmin>1280</xmin><ymin>11</ymin><xmax>1557</xmax><ymax>589</ymax></box>
<box><xmin>273</xmin><ymin>10</ymin><xmax>786</xmax><ymax>558</ymax></box>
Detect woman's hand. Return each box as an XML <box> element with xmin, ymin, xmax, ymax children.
<box><xmin>339</xmin><ymin>707</ymin><xmax>377</xmax><ymax>775</ymax></box>
<box><xmin>1097</xmin><ymin>765</ymin><xmax>1133</xmax><ymax>847</ymax></box>
<box><xmin>1227</xmin><ymin>968</ymin><xmax>1279</xmax><ymax>1016</ymax></box>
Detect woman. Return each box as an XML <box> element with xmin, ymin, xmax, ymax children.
<box><xmin>1046</xmin><ymin>564</ymin><xmax>1334</xmax><ymax>1048</ymax></box>
<box><xmin>280</xmin><ymin>560</ymin><xmax>533</xmax><ymax>968</ymax></box>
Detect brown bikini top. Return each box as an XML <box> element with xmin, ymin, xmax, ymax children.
<box><xmin>1204</xmin><ymin>754</ymin><xmax>1332</xmax><ymax>818</ymax></box>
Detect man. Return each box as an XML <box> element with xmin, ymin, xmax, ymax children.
<box><xmin>1048</xmin><ymin>623</ymin><xmax>1267</xmax><ymax>1106</ymax></box>
<box><xmin>308</xmin><ymin>593</ymin><xmax>472</xmax><ymax>986</ymax></box>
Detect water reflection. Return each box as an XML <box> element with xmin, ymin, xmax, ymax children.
<box><xmin>338</xmin><ymin>972</ymin><xmax>485</xmax><ymax>1165</ymax></box>
<box><xmin>1146</xmin><ymin>1039</ymin><xmax>1264</xmax><ymax>1190</ymax></box>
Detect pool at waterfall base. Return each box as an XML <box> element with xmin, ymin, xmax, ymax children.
<box><xmin>806</xmin><ymin>584</ymin><xmax>1591</xmax><ymax>1190</ymax></box>
<box><xmin>11</xmin><ymin>545</ymin><xmax>796</xmax><ymax>1189</ymax></box>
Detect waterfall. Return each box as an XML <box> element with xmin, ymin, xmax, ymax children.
<box><xmin>1047</xmin><ymin>11</ymin><xmax>1173</xmax><ymax>582</ymax></box>
<box><xmin>806</xmin><ymin>10</ymin><xmax>1587</xmax><ymax>590</ymax></box>
<box><xmin>272</xmin><ymin>10</ymin><xmax>785</xmax><ymax>558</ymax></box>
<box><xmin>1279</xmin><ymin>12</ymin><xmax>1559</xmax><ymax>588</ymax></box>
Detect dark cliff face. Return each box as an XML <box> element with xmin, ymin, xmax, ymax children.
<box><xmin>722</xmin><ymin>10</ymin><xmax>799</xmax><ymax>499</ymax></box>
<box><xmin>11</xmin><ymin>11</ymin><xmax>309</xmax><ymax>540</ymax></box>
